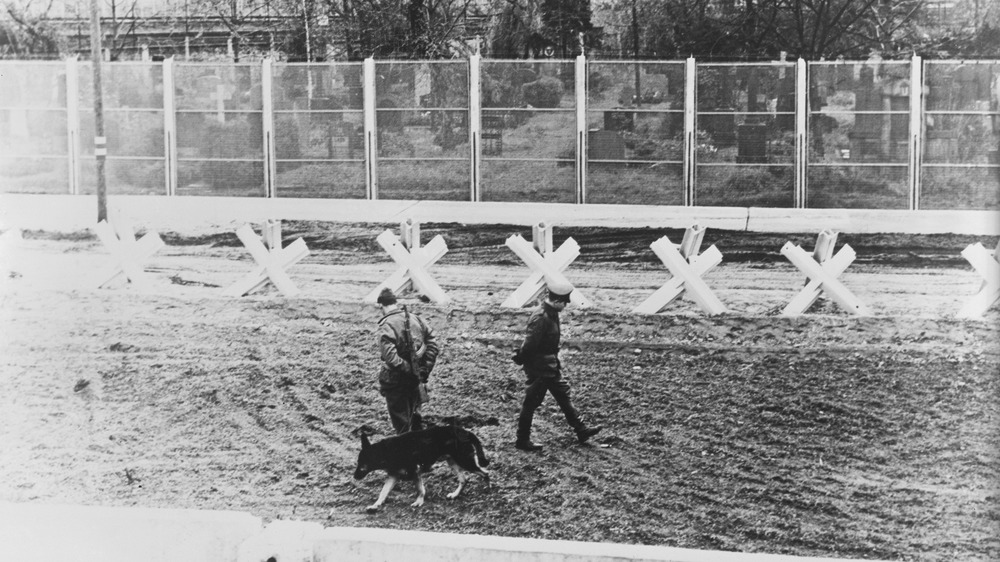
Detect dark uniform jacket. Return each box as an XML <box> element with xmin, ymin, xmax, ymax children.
<box><xmin>517</xmin><ymin>301</ymin><xmax>562</xmax><ymax>379</ymax></box>
<box><xmin>377</xmin><ymin>308</ymin><xmax>440</xmax><ymax>392</ymax></box>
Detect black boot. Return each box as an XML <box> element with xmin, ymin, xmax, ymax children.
<box><xmin>515</xmin><ymin>439</ymin><xmax>543</xmax><ymax>451</ymax></box>
<box><xmin>576</xmin><ymin>425</ymin><xmax>602</xmax><ymax>444</ymax></box>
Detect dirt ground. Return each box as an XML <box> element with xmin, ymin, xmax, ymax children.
<box><xmin>1</xmin><ymin>221</ymin><xmax>998</xmax><ymax>561</ymax></box>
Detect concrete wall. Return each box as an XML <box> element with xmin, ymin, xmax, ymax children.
<box><xmin>0</xmin><ymin>502</ymin><xmax>262</xmax><ymax>562</ymax></box>
<box><xmin>2</xmin><ymin>194</ymin><xmax>998</xmax><ymax>235</ymax></box>
<box><xmin>0</xmin><ymin>502</ymin><xmax>886</xmax><ymax>562</ymax></box>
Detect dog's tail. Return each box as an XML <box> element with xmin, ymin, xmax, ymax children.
<box><xmin>469</xmin><ymin>432</ymin><xmax>490</xmax><ymax>467</ymax></box>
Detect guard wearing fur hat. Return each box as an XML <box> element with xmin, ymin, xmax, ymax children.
<box><xmin>375</xmin><ymin>288</ymin><xmax>440</xmax><ymax>434</ymax></box>
<box><xmin>513</xmin><ymin>280</ymin><xmax>602</xmax><ymax>451</ymax></box>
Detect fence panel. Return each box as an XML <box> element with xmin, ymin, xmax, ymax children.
<box><xmin>921</xmin><ymin>61</ymin><xmax>1000</xmax><ymax>210</ymax></box>
<box><xmin>0</xmin><ymin>62</ymin><xmax>70</xmax><ymax>194</ymax></box>
<box><xmin>694</xmin><ymin>63</ymin><xmax>796</xmax><ymax>207</ymax></box>
<box><xmin>173</xmin><ymin>63</ymin><xmax>265</xmax><ymax>197</ymax></box>
<box><xmin>77</xmin><ymin>62</ymin><xmax>166</xmax><ymax>195</ymax></box>
<box><xmin>272</xmin><ymin>62</ymin><xmax>366</xmax><ymax>199</ymax></box>
<box><xmin>585</xmin><ymin>61</ymin><xmax>685</xmax><ymax>205</ymax></box>
<box><xmin>479</xmin><ymin>60</ymin><xmax>577</xmax><ymax>203</ymax></box>
<box><xmin>375</xmin><ymin>61</ymin><xmax>470</xmax><ymax>201</ymax></box>
<box><xmin>807</xmin><ymin>61</ymin><xmax>911</xmax><ymax>209</ymax></box>
<box><xmin>1</xmin><ymin>58</ymin><xmax>997</xmax><ymax>211</ymax></box>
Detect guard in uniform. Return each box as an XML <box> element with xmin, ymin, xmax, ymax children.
<box><xmin>514</xmin><ymin>281</ymin><xmax>602</xmax><ymax>451</ymax></box>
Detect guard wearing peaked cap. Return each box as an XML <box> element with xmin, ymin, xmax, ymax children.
<box><xmin>512</xmin><ymin>279</ymin><xmax>601</xmax><ymax>451</ymax></box>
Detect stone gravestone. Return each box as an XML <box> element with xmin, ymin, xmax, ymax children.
<box><xmin>588</xmin><ymin>130</ymin><xmax>626</xmax><ymax>165</ymax></box>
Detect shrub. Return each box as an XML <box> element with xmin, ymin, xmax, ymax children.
<box><xmin>522</xmin><ymin>77</ymin><xmax>564</xmax><ymax>109</ymax></box>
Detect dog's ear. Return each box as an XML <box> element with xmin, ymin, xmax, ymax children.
<box><xmin>361</xmin><ymin>433</ymin><xmax>370</xmax><ymax>449</ymax></box>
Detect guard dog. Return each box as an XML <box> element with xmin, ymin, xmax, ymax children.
<box><xmin>353</xmin><ymin>425</ymin><xmax>491</xmax><ymax>512</ymax></box>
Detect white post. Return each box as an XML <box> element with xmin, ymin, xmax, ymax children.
<box><xmin>162</xmin><ymin>56</ymin><xmax>177</xmax><ymax>196</ymax></box>
<box><xmin>795</xmin><ymin>58</ymin><xmax>808</xmax><ymax>209</ymax></box>
<box><xmin>65</xmin><ymin>56</ymin><xmax>81</xmax><ymax>195</ymax></box>
<box><xmin>468</xmin><ymin>53</ymin><xmax>482</xmax><ymax>202</ymax></box>
<box><xmin>363</xmin><ymin>57</ymin><xmax>378</xmax><ymax>200</ymax></box>
<box><xmin>683</xmin><ymin>57</ymin><xmax>697</xmax><ymax>206</ymax></box>
<box><xmin>261</xmin><ymin>58</ymin><xmax>276</xmax><ymax>198</ymax></box>
<box><xmin>908</xmin><ymin>55</ymin><xmax>923</xmax><ymax>210</ymax></box>
<box><xmin>575</xmin><ymin>54</ymin><xmax>587</xmax><ymax>204</ymax></box>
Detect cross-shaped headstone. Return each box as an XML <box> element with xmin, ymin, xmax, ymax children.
<box><xmin>781</xmin><ymin>230</ymin><xmax>871</xmax><ymax>316</ymax></box>
<box><xmin>224</xmin><ymin>220</ymin><xmax>310</xmax><ymax>298</ymax></box>
<box><xmin>503</xmin><ymin>224</ymin><xmax>591</xmax><ymax>308</ymax></box>
<box><xmin>365</xmin><ymin>220</ymin><xmax>449</xmax><ymax>304</ymax></box>
<box><xmin>93</xmin><ymin>218</ymin><xmax>164</xmax><ymax>288</ymax></box>
<box><xmin>633</xmin><ymin>224</ymin><xmax>727</xmax><ymax>315</ymax></box>
<box><xmin>956</xmin><ymin>240</ymin><xmax>1000</xmax><ymax>319</ymax></box>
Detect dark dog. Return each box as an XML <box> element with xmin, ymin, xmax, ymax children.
<box><xmin>354</xmin><ymin>425</ymin><xmax>490</xmax><ymax>511</ymax></box>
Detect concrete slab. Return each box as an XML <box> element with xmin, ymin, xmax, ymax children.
<box><xmin>748</xmin><ymin>207</ymin><xmax>1000</xmax><ymax>235</ymax></box>
<box><xmin>311</xmin><ymin>527</ymin><xmax>881</xmax><ymax>562</ymax></box>
<box><xmin>1</xmin><ymin>194</ymin><xmax>997</xmax><ymax>235</ymax></box>
<box><xmin>0</xmin><ymin>501</ymin><xmax>262</xmax><ymax>562</ymax></box>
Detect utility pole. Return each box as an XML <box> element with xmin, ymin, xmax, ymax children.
<box><xmin>632</xmin><ymin>0</ymin><xmax>641</xmax><ymax>108</ymax></box>
<box><xmin>90</xmin><ymin>0</ymin><xmax>108</xmax><ymax>222</ymax></box>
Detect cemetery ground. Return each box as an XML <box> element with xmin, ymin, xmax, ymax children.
<box><xmin>0</xmin><ymin>221</ymin><xmax>998</xmax><ymax>561</ymax></box>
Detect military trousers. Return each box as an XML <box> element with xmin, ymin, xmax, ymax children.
<box><xmin>516</xmin><ymin>373</ymin><xmax>584</xmax><ymax>442</ymax></box>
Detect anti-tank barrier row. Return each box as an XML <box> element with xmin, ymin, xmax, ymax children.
<box><xmin>2</xmin><ymin>218</ymin><xmax>995</xmax><ymax>319</ymax></box>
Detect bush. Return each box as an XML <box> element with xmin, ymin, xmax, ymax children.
<box><xmin>522</xmin><ymin>77</ymin><xmax>564</xmax><ymax>109</ymax></box>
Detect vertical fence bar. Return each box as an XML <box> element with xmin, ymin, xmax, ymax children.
<box><xmin>162</xmin><ymin>56</ymin><xmax>177</xmax><ymax>196</ymax></box>
<box><xmin>261</xmin><ymin>58</ymin><xmax>276</xmax><ymax>198</ymax></box>
<box><xmin>908</xmin><ymin>55</ymin><xmax>923</xmax><ymax>210</ymax></box>
<box><xmin>576</xmin><ymin>54</ymin><xmax>587</xmax><ymax>204</ymax></box>
<box><xmin>468</xmin><ymin>53</ymin><xmax>481</xmax><ymax>202</ymax></box>
<box><xmin>795</xmin><ymin>58</ymin><xmax>808</xmax><ymax>208</ymax></box>
<box><xmin>65</xmin><ymin>56</ymin><xmax>81</xmax><ymax>195</ymax></box>
<box><xmin>363</xmin><ymin>57</ymin><xmax>378</xmax><ymax>200</ymax></box>
<box><xmin>683</xmin><ymin>57</ymin><xmax>697</xmax><ymax>206</ymax></box>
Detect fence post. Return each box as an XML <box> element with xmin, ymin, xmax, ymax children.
<box><xmin>65</xmin><ymin>56</ymin><xmax>81</xmax><ymax>195</ymax></box>
<box><xmin>469</xmin><ymin>53</ymin><xmax>481</xmax><ymax>202</ymax></box>
<box><xmin>576</xmin><ymin>54</ymin><xmax>587</xmax><ymax>204</ymax></box>
<box><xmin>683</xmin><ymin>57</ymin><xmax>697</xmax><ymax>206</ymax></box>
<box><xmin>908</xmin><ymin>54</ymin><xmax>923</xmax><ymax>210</ymax></box>
<box><xmin>363</xmin><ymin>57</ymin><xmax>378</xmax><ymax>200</ymax></box>
<box><xmin>163</xmin><ymin>56</ymin><xmax>177</xmax><ymax>196</ymax></box>
<box><xmin>261</xmin><ymin>58</ymin><xmax>276</xmax><ymax>198</ymax></box>
<box><xmin>795</xmin><ymin>58</ymin><xmax>808</xmax><ymax>208</ymax></box>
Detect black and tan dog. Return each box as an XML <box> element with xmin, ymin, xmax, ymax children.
<box><xmin>353</xmin><ymin>425</ymin><xmax>490</xmax><ymax>512</ymax></box>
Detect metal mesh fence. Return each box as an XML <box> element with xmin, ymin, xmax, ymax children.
<box><xmin>586</xmin><ymin>62</ymin><xmax>685</xmax><ymax>205</ymax></box>
<box><xmin>696</xmin><ymin>63</ymin><xmax>796</xmax><ymax>207</ymax></box>
<box><xmin>1</xmin><ymin>57</ymin><xmax>997</xmax><ymax>210</ymax></box>
<box><xmin>479</xmin><ymin>60</ymin><xmax>577</xmax><ymax>203</ymax></box>
<box><xmin>921</xmin><ymin>61</ymin><xmax>1000</xmax><ymax>210</ymax></box>
<box><xmin>174</xmin><ymin>62</ymin><xmax>265</xmax><ymax>197</ymax></box>
<box><xmin>273</xmin><ymin>62</ymin><xmax>365</xmax><ymax>199</ymax></box>
<box><xmin>0</xmin><ymin>62</ymin><xmax>69</xmax><ymax>194</ymax></box>
<box><xmin>807</xmin><ymin>61</ymin><xmax>911</xmax><ymax>209</ymax></box>
<box><xmin>376</xmin><ymin>61</ymin><xmax>470</xmax><ymax>201</ymax></box>
<box><xmin>78</xmin><ymin>62</ymin><xmax>166</xmax><ymax>195</ymax></box>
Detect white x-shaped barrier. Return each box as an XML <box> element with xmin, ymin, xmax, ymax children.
<box><xmin>781</xmin><ymin>231</ymin><xmax>871</xmax><ymax>316</ymax></box>
<box><xmin>93</xmin><ymin>218</ymin><xmax>164</xmax><ymax>288</ymax></box>
<box><xmin>365</xmin><ymin>222</ymin><xmax>449</xmax><ymax>304</ymax></box>
<box><xmin>224</xmin><ymin>221</ymin><xmax>310</xmax><ymax>298</ymax></box>
<box><xmin>633</xmin><ymin>225</ymin><xmax>727</xmax><ymax>315</ymax></box>
<box><xmin>956</xmin><ymin>240</ymin><xmax>1000</xmax><ymax>319</ymax></box>
<box><xmin>503</xmin><ymin>229</ymin><xmax>591</xmax><ymax>308</ymax></box>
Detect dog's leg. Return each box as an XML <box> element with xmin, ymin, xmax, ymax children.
<box><xmin>446</xmin><ymin>458</ymin><xmax>466</xmax><ymax>499</ymax></box>
<box><xmin>366</xmin><ymin>475</ymin><xmax>398</xmax><ymax>512</ymax></box>
<box><xmin>411</xmin><ymin>471</ymin><xmax>426</xmax><ymax>507</ymax></box>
